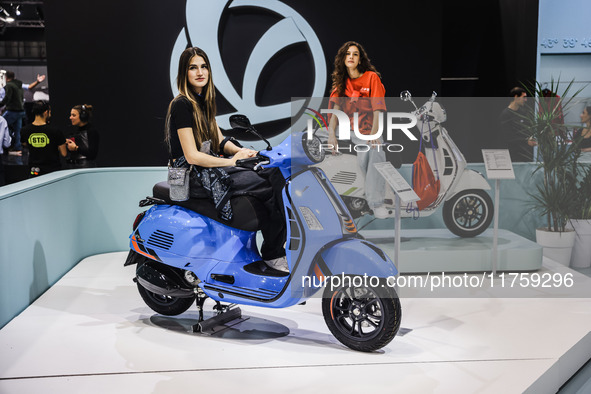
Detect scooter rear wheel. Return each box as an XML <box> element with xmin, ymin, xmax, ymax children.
<box><xmin>322</xmin><ymin>277</ymin><xmax>401</xmax><ymax>352</ymax></box>
<box><xmin>137</xmin><ymin>282</ymin><xmax>196</xmax><ymax>316</ymax></box>
<box><xmin>443</xmin><ymin>189</ymin><xmax>494</xmax><ymax>238</ymax></box>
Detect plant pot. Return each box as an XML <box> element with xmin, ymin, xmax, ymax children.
<box><xmin>568</xmin><ymin>220</ymin><xmax>591</xmax><ymax>269</ymax></box>
<box><xmin>535</xmin><ymin>228</ymin><xmax>576</xmax><ymax>266</ymax></box>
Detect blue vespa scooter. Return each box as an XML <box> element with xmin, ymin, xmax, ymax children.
<box><xmin>124</xmin><ymin>115</ymin><xmax>401</xmax><ymax>352</ymax></box>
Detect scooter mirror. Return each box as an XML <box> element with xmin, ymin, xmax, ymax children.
<box><xmin>229</xmin><ymin>114</ymin><xmax>273</xmax><ymax>151</ymax></box>
<box><xmin>229</xmin><ymin>114</ymin><xmax>252</xmax><ymax>130</ymax></box>
<box><xmin>400</xmin><ymin>90</ymin><xmax>412</xmax><ymax>101</ymax></box>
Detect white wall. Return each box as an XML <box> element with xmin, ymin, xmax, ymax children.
<box><xmin>537</xmin><ymin>0</ymin><xmax>591</xmax><ymax>124</ymax></box>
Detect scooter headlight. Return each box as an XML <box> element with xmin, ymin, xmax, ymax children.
<box><xmin>302</xmin><ymin>134</ymin><xmax>325</xmax><ymax>163</ymax></box>
<box><xmin>298</xmin><ymin>206</ymin><xmax>324</xmax><ymax>230</ymax></box>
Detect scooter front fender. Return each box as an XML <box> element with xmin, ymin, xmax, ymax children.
<box><xmin>319</xmin><ymin>238</ymin><xmax>398</xmax><ymax>280</ymax></box>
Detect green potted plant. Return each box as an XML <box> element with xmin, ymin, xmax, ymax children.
<box><xmin>524</xmin><ymin>78</ymin><xmax>585</xmax><ymax>265</ymax></box>
<box><xmin>568</xmin><ymin>164</ymin><xmax>591</xmax><ymax>268</ymax></box>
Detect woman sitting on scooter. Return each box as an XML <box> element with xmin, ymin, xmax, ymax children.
<box><xmin>164</xmin><ymin>46</ymin><xmax>288</xmax><ymax>272</ymax></box>
<box><xmin>327</xmin><ymin>41</ymin><xmax>389</xmax><ymax>219</ymax></box>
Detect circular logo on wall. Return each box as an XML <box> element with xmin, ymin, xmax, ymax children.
<box><xmin>170</xmin><ymin>0</ymin><xmax>326</xmax><ymax>146</ymax></box>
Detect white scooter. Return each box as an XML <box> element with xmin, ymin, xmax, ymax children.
<box><xmin>316</xmin><ymin>91</ymin><xmax>494</xmax><ymax>238</ymax></box>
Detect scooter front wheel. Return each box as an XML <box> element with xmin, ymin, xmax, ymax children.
<box><xmin>342</xmin><ymin>196</ymin><xmax>369</xmax><ymax>219</ymax></box>
<box><xmin>443</xmin><ymin>189</ymin><xmax>494</xmax><ymax>238</ymax></box>
<box><xmin>322</xmin><ymin>277</ymin><xmax>401</xmax><ymax>352</ymax></box>
<box><xmin>137</xmin><ymin>282</ymin><xmax>196</xmax><ymax>316</ymax></box>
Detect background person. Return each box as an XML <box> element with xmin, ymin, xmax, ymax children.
<box><xmin>327</xmin><ymin>40</ymin><xmax>389</xmax><ymax>218</ymax></box>
<box><xmin>499</xmin><ymin>86</ymin><xmax>536</xmax><ymax>161</ymax></box>
<box><xmin>573</xmin><ymin>105</ymin><xmax>591</xmax><ymax>163</ymax></box>
<box><xmin>0</xmin><ymin>71</ymin><xmax>26</xmax><ymax>156</ymax></box>
<box><xmin>165</xmin><ymin>46</ymin><xmax>288</xmax><ymax>272</ymax></box>
<box><xmin>0</xmin><ymin>116</ymin><xmax>11</xmax><ymax>185</ymax></box>
<box><xmin>66</xmin><ymin>104</ymin><xmax>99</xmax><ymax>168</ymax></box>
<box><xmin>0</xmin><ymin>73</ymin><xmax>45</xmax><ymax>103</ymax></box>
<box><xmin>20</xmin><ymin>100</ymin><xmax>66</xmax><ymax>177</ymax></box>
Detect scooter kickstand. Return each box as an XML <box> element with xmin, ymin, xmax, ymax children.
<box><xmin>195</xmin><ymin>294</ymin><xmax>207</xmax><ymax>322</ymax></box>
<box><xmin>192</xmin><ymin>303</ymin><xmax>244</xmax><ymax>334</ymax></box>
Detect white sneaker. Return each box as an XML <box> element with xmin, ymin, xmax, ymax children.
<box><xmin>265</xmin><ymin>256</ymin><xmax>289</xmax><ymax>272</ymax></box>
<box><xmin>372</xmin><ymin>206</ymin><xmax>391</xmax><ymax>219</ymax></box>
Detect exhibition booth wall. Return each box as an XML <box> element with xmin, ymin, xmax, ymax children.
<box><xmin>0</xmin><ymin>164</ymin><xmax>544</xmax><ymax>329</ymax></box>
<box><xmin>0</xmin><ymin>168</ymin><xmax>165</xmax><ymax>329</ymax></box>
<box><xmin>42</xmin><ymin>0</ymin><xmax>538</xmax><ymax>167</ymax></box>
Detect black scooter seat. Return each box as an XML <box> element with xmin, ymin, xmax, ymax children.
<box><xmin>152</xmin><ymin>181</ymin><xmax>267</xmax><ymax>232</ymax></box>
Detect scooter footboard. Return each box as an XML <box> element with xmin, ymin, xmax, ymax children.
<box><xmin>319</xmin><ymin>239</ymin><xmax>398</xmax><ymax>280</ymax></box>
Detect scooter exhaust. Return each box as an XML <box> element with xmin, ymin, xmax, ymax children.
<box><xmin>136</xmin><ymin>260</ymin><xmax>196</xmax><ymax>298</ymax></box>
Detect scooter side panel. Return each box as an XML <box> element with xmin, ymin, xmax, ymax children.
<box><xmin>131</xmin><ymin>205</ymin><xmax>261</xmax><ymax>275</ymax></box>
<box><xmin>315</xmin><ymin>154</ymin><xmax>366</xmax><ymax>199</ymax></box>
<box><xmin>446</xmin><ymin>169</ymin><xmax>492</xmax><ymax>199</ymax></box>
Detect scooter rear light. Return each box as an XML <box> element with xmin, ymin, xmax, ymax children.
<box><xmin>133</xmin><ymin>211</ymin><xmax>146</xmax><ymax>231</ymax></box>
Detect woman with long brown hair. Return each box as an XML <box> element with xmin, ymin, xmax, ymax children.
<box><xmin>165</xmin><ymin>47</ymin><xmax>287</xmax><ymax>271</ymax></box>
<box><xmin>165</xmin><ymin>47</ymin><xmax>253</xmax><ymax>167</ymax></box>
<box><xmin>327</xmin><ymin>41</ymin><xmax>389</xmax><ymax>218</ymax></box>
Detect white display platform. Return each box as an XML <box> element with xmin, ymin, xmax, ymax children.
<box><xmin>1</xmin><ymin>252</ymin><xmax>590</xmax><ymax>394</ymax></box>
<box><xmin>362</xmin><ymin>228</ymin><xmax>543</xmax><ymax>273</ymax></box>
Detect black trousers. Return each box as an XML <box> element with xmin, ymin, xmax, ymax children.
<box><xmin>257</xmin><ymin>168</ymin><xmax>287</xmax><ymax>260</ymax></box>
<box><xmin>189</xmin><ymin>166</ymin><xmax>287</xmax><ymax>261</ymax></box>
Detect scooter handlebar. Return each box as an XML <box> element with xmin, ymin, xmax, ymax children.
<box><xmin>235</xmin><ymin>155</ymin><xmax>270</xmax><ymax>171</ymax></box>
<box><xmin>235</xmin><ymin>156</ymin><xmax>263</xmax><ymax>168</ymax></box>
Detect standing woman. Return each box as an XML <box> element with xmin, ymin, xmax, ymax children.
<box><xmin>574</xmin><ymin>105</ymin><xmax>591</xmax><ymax>163</ymax></box>
<box><xmin>327</xmin><ymin>41</ymin><xmax>389</xmax><ymax>218</ymax></box>
<box><xmin>66</xmin><ymin>104</ymin><xmax>100</xmax><ymax>168</ymax></box>
<box><xmin>165</xmin><ymin>46</ymin><xmax>287</xmax><ymax>272</ymax></box>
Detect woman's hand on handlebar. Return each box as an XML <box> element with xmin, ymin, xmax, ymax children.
<box><xmin>240</xmin><ymin>147</ymin><xmax>258</xmax><ymax>157</ymax></box>
<box><xmin>231</xmin><ymin>149</ymin><xmax>252</xmax><ymax>164</ymax></box>
<box><xmin>231</xmin><ymin>148</ymin><xmax>258</xmax><ymax>166</ymax></box>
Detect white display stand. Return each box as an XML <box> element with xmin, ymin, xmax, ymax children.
<box><xmin>482</xmin><ymin>149</ymin><xmax>516</xmax><ymax>275</ymax></box>
<box><xmin>374</xmin><ymin>162</ymin><xmax>420</xmax><ymax>269</ymax></box>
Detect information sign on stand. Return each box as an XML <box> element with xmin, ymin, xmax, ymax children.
<box><xmin>482</xmin><ymin>149</ymin><xmax>516</xmax><ymax>179</ymax></box>
<box><xmin>374</xmin><ymin>162</ymin><xmax>420</xmax><ymax>204</ymax></box>
<box><xmin>374</xmin><ymin>162</ymin><xmax>420</xmax><ymax>276</ymax></box>
<box><xmin>481</xmin><ymin>149</ymin><xmax>515</xmax><ymax>275</ymax></box>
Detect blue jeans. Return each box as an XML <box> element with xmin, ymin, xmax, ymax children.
<box><xmin>2</xmin><ymin>110</ymin><xmax>26</xmax><ymax>151</ymax></box>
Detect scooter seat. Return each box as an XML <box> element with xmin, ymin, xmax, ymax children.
<box><xmin>152</xmin><ymin>181</ymin><xmax>268</xmax><ymax>232</ymax></box>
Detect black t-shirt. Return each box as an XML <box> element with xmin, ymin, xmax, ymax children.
<box><xmin>499</xmin><ymin>107</ymin><xmax>531</xmax><ymax>162</ymax></box>
<box><xmin>169</xmin><ymin>97</ymin><xmax>193</xmax><ymax>159</ymax></box>
<box><xmin>168</xmin><ymin>95</ymin><xmax>214</xmax><ymax>160</ymax></box>
<box><xmin>573</xmin><ymin>128</ymin><xmax>591</xmax><ymax>150</ymax></box>
<box><xmin>66</xmin><ymin>123</ymin><xmax>100</xmax><ymax>161</ymax></box>
<box><xmin>21</xmin><ymin>124</ymin><xmax>65</xmax><ymax>169</ymax></box>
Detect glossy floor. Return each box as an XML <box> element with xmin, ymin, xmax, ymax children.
<box><xmin>1</xmin><ymin>252</ymin><xmax>590</xmax><ymax>393</ymax></box>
